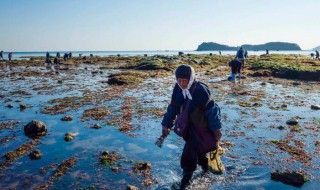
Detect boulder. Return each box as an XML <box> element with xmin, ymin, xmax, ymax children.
<box><xmin>61</xmin><ymin>116</ymin><xmax>73</xmax><ymax>121</ymax></box>
<box><xmin>311</xmin><ymin>105</ymin><xmax>320</xmax><ymax>110</ymax></box>
<box><xmin>29</xmin><ymin>149</ymin><xmax>42</xmax><ymax>160</ymax></box>
<box><xmin>24</xmin><ymin>120</ymin><xmax>47</xmax><ymax>138</ymax></box>
<box><xmin>286</xmin><ymin>118</ymin><xmax>298</xmax><ymax>125</ymax></box>
<box><xmin>20</xmin><ymin>103</ymin><xmax>27</xmax><ymax>110</ymax></box>
<box><xmin>271</xmin><ymin>170</ymin><xmax>309</xmax><ymax>187</ymax></box>
<box><xmin>126</xmin><ymin>185</ymin><xmax>139</xmax><ymax>190</ymax></box>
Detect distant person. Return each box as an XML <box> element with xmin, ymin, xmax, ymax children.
<box><xmin>244</xmin><ymin>50</ymin><xmax>248</xmax><ymax>58</ymax></box>
<box><xmin>310</xmin><ymin>53</ymin><xmax>315</xmax><ymax>59</ymax></box>
<box><xmin>8</xmin><ymin>52</ymin><xmax>13</xmax><ymax>62</ymax></box>
<box><xmin>266</xmin><ymin>49</ymin><xmax>269</xmax><ymax>55</ymax></box>
<box><xmin>235</xmin><ymin>47</ymin><xmax>245</xmax><ymax>69</ymax></box>
<box><xmin>79</xmin><ymin>53</ymin><xmax>82</xmax><ymax>58</ymax></box>
<box><xmin>316</xmin><ymin>50</ymin><xmax>320</xmax><ymax>60</ymax></box>
<box><xmin>0</xmin><ymin>51</ymin><xmax>4</xmax><ymax>60</ymax></box>
<box><xmin>63</xmin><ymin>53</ymin><xmax>68</xmax><ymax>62</ymax></box>
<box><xmin>219</xmin><ymin>51</ymin><xmax>221</xmax><ymax>55</ymax></box>
<box><xmin>45</xmin><ymin>58</ymin><xmax>52</xmax><ymax>66</ymax></box>
<box><xmin>69</xmin><ymin>52</ymin><xmax>72</xmax><ymax>59</ymax></box>
<box><xmin>56</xmin><ymin>52</ymin><xmax>60</xmax><ymax>58</ymax></box>
<box><xmin>46</xmin><ymin>52</ymin><xmax>50</xmax><ymax>59</ymax></box>
<box><xmin>54</xmin><ymin>57</ymin><xmax>60</xmax><ymax>65</ymax></box>
<box><xmin>228</xmin><ymin>59</ymin><xmax>243</xmax><ymax>81</ymax></box>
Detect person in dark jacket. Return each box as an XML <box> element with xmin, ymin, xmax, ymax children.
<box><xmin>228</xmin><ymin>59</ymin><xmax>243</xmax><ymax>81</ymax></box>
<box><xmin>160</xmin><ymin>64</ymin><xmax>222</xmax><ymax>190</ymax></box>
<box><xmin>0</xmin><ymin>51</ymin><xmax>4</xmax><ymax>60</ymax></box>
<box><xmin>8</xmin><ymin>52</ymin><xmax>13</xmax><ymax>62</ymax></box>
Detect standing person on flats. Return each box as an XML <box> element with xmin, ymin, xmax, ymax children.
<box><xmin>0</xmin><ymin>51</ymin><xmax>4</xmax><ymax>60</ymax></box>
<box><xmin>235</xmin><ymin>47</ymin><xmax>245</xmax><ymax>79</ymax></box>
<box><xmin>161</xmin><ymin>64</ymin><xmax>222</xmax><ymax>190</ymax></box>
<box><xmin>8</xmin><ymin>52</ymin><xmax>13</xmax><ymax>62</ymax></box>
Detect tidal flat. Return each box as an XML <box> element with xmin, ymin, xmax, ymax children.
<box><xmin>0</xmin><ymin>54</ymin><xmax>319</xmax><ymax>189</ymax></box>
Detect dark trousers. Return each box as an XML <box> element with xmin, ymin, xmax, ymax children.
<box><xmin>181</xmin><ymin>138</ymin><xmax>208</xmax><ymax>172</ymax></box>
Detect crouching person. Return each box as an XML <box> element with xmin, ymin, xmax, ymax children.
<box><xmin>228</xmin><ymin>59</ymin><xmax>243</xmax><ymax>81</ymax></box>
<box><xmin>161</xmin><ymin>64</ymin><xmax>222</xmax><ymax>190</ymax></box>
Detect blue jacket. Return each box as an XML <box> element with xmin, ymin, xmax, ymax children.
<box><xmin>161</xmin><ymin>81</ymin><xmax>221</xmax><ymax>132</ymax></box>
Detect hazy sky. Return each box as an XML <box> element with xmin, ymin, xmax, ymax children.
<box><xmin>1</xmin><ymin>0</ymin><xmax>319</xmax><ymax>51</ymax></box>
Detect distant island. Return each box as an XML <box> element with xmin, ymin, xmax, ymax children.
<box><xmin>312</xmin><ymin>46</ymin><xmax>320</xmax><ymax>50</ymax></box>
<box><xmin>196</xmin><ymin>42</ymin><xmax>301</xmax><ymax>51</ymax></box>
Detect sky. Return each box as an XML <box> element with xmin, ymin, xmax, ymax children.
<box><xmin>0</xmin><ymin>0</ymin><xmax>319</xmax><ymax>51</ymax></box>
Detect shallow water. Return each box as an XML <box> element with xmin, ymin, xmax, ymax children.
<box><xmin>0</xmin><ymin>64</ymin><xmax>319</xmax><ymax>189</ymax></box>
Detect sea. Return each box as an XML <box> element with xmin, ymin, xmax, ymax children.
<box><xmin>0</xmin><ymin>50</ymin><xmax>317</xmax><ymax>60</ymax></box>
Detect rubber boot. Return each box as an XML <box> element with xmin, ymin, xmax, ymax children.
<box><xmin>180</xmin><ymin>171</ymin><xmax>193</xmax><ymax>190</ymax></box>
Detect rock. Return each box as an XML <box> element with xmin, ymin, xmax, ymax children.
<box><xmin>64</xmin><ymin>134</ymin><xmax>73</xmax><ymax>142</ymax></box>
<box><xmin>126</xmin><ymin>185</ymin><xmax>139</xmax><ymax>190</ymax></box>
<box><xmin>261</xmin><ymin>82</ymin><xmax>267</xmax><ymax>85</ymax></box>
<box><xmin>24</xmin><ymin>120</ymin><xmax>47</xmax><ymax>138</ymax></box>
<box><xmin>20</xmin><ymin>103</ymin><xmax>27</xmax><ymax>110</ymax></box>
<box><xmin>93</xmin><ymin>123</ymin><xmax>101</xmax><ymax>129</ymax></box>
<box><xmin>277</xmin><ymin>125</ymin><xmax>286</xmax><ymax>130</ymax></box>
<box><xmin>111</xmin><ymin>166</ymin><xmax>119</xmax><ymax>172</ymax></box>
<box><xmin>292</xmin><ymin>82</ymin><xmax>301</xmax><ymax>85</ymax></box>
<box><xmin>61</xmin><ymin>116</ymin><xmax>73</xmax><ymax>121</ymax></box>
<box><xmin>58</xmin><ymin>80</ymin><xmax>63</xmax><ymax>84</ymax></box>
<box><xmin>311</xmin><ymin>105</ymin><xmax>320</xmax><ymax>110</ymax></box>
<box><xmin>286</xmin><ymin>118</ymin><xmax>298</xmax><ymax>125</ymax></box>
<box><xmin>271</xmin><ymin>170</ymin><xmax>309</xmax><ymax>187</ymax></box>
<box><xmin>315</xmin><ymin>141</ymin><xmax>320</xmax><ymax>147</ymax></box>
<box><xmin>29</xmin><ymin>149</ymin><xmax>42</xmax><ymax>160</ymax></box>
<box><xmin>7</xmin><ymin>104</ymin><xmax>14</xmax><ymax>108</ymax></box>
<box><xmin>178</xmin><ymin>51</ymin><xmax>184</xmax><ymax>56</ymax></box>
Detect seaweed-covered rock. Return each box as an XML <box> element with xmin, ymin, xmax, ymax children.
<box><xmin>126</xmin><ymin>185</ymin><xmax>140</xmax><ymax>190</ymax></box>
<box><xmin>108</xmin><ymin>71</ymin><xmax>149</xmax><ymax>85</ymax></box>
<box><xmin>99</xmin><ymin>151</ymin><xmax>120</xmax><ymax>165</ymax></box>
<box><xmin>271</xmin><ymin>170</ymin><xmax>309</xmax><ymax>187</ymax></box>
<box><xmin>29</xmin><ymin>149</ymin><xmax>42</xmax><ymax>160</ymax></box>
<box><xmin>61</xmin><ymin>115</ymin><xmax>73</xmax><ymax>121</ymax></box>
<box><xmin>132</xmin><ymin>161</ymin><xmax>152</xmax><ymax>177</ymax></box>
<box><xmin>24</xmin><ymin>120</ymin><xmax>47</xmax><ymax>138</ymax></box>
<box><xmin>64</xmin><ymin>134</ymin><xmax>73</xmax><ymax>142</ymax></box>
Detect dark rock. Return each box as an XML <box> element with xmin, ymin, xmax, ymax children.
<box><xmin>251</xmin><ymin>70</ymin><xmax>272</xmax><ymax>77</ymax></box>
<box><xmin>58</xmin><ymin>80</ymin><xmax>63</xmax><ymax>84</ymax></box>
<box><xmin>277</xmin><ymin>125</ymin><xmax>286</xmax><ymax>130</ymax></box>
<box><xmin>261</xmin><ymin>82</ymin><xmax>267</xmax><ymax>85</ymax></box>
<box><xmin>286</xmin><ymin>118</ymin><xmax>298</xmax><ymax>125</ymax></box>
<box><xmin>29</xmin><ymin>149</ymin><xmax>42</xmax><ymax>160</ymax></box>
<box><xmin>93</xmin><ymin>123</ymin><xmax>101</xmax><ymax>129</ymax></box>
<box><xmin>24</xmin><ymin>120</ymin><xmax>47</xmax><ymax>138</ymax></box>
<box><xmin>7</xmin><ymin>104</ymin><xmax>14</xmax><ymax>108</ymax></box>
<box><xmin>311</xmin><ymin>105</ymin><xmax>320</xmax><ymax>110</ymax></box>
<box><xmin>178</xmin><ymin>51</ymin><xmax>184</xmax><ymax>56</ymax></box>
<box><xmin>61</xmin><ymin>116</ymin><xmax>73</xmax><ymax>121</ymax></box>
<box><xmin>292</xmin><ymin>82</ymin><xmax>301</xmax><ymax>85</ymax></box>
<box><xmin>271</xmin><ymin>170</ymin><xmax>309</xmax><ymax>187</ymax></box>
<box><xmin>64</xmin><ymin>134</ymin><xmax>73</xmax><ymax>142</ymax></box>
<box><xmin>126</xmin><ymin>185</ymin><xmax>139</xmax><ymax>190</ymax></box>
<box><xmin>20</xmin><ymin>103</ymin><xmax>27</xmax><ymax>110</ymax></box>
